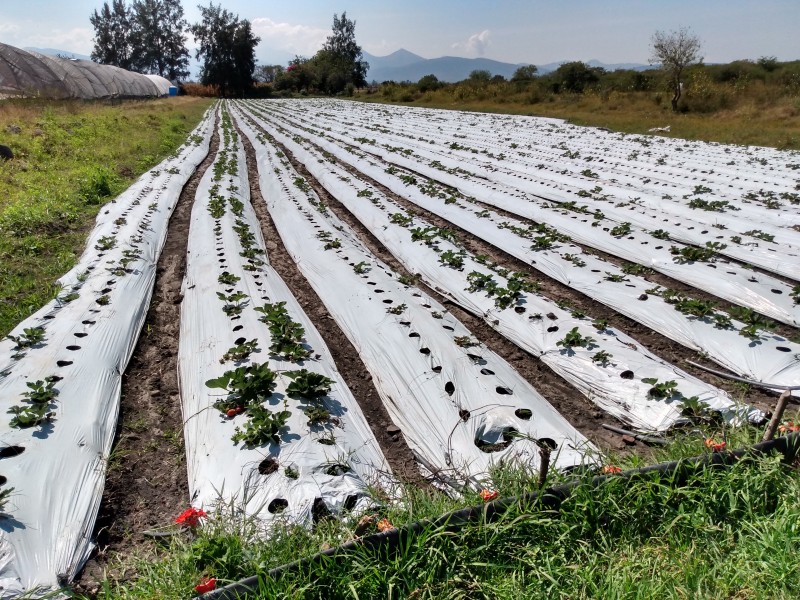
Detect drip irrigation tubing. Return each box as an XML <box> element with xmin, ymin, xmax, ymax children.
<box><xmin>197</xmin><ymin>431</ymin><xmax>800</xmax><ymax>599</ymax></box>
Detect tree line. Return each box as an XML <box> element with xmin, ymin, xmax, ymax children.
<box><xmin>91</xmin><ymin>0</ymin><xmax>260</xmax><ymax>96</ymax></box>
<box><xmin>90</xmin><ymin>2</ymin><xmax>368</xmax><ymax>98</ymax></box>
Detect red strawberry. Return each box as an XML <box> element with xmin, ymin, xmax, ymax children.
<box><xmin>226</xmin><ymin>408</ymin><xmax>236</xmax><ymax>418</ymax></box>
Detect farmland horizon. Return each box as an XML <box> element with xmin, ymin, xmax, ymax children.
<box><xmin>1</xmin><ymin>0</ymin><xmax>798</xmax><ymax>77</ymax></box>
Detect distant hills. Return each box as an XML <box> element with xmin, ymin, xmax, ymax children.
<box><xmin>363</xmin><ymin>49</ymin><xmax>650</xmax><ymax>83</ymax></box>
<box><xmin>24</xmin><ymin>47</ymin><xmax>92</xmax><ymax>61</ymax></box>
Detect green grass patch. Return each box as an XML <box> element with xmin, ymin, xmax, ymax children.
<box><xmin>0</xmin><ymin>97</ymin><xmax>212</xmax><ymax>337</ymax></box>
<box><xmin>85</xmin><ymin>422</ymin><xmax>800</xmax><ymax>599</ymax></box>
<box><xmin>358</xmin><ymin>87</ymin><xmax>800</xmax><ymax>150</ymax></box>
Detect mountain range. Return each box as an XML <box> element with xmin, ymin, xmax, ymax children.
<box><xmin>362</xmin><ymin>49</ymin><xmax>650</xmax><ymax>83</ymax></box>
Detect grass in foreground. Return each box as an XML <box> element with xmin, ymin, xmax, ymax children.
<box><xmin>86</xmin><ymin>421</ymin><xmax>800</xmax><ymax>599</ymax></box>
<box><xmin>0</xmin><ymin>97</ymin><xmax>213</xmax><ymax>337</ymax></box>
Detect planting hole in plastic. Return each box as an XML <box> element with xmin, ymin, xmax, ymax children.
<box><xmin>0</xmin><ymin>446</ymin><xmax>24</xmax><ymax>459</ymax></box>
<box><xmin>74</xmin><ymin>333</ymin><xmax>88</xmax><ymax>338</ymax></box>
<box><xmin>475</xmin><ymin>427</ymin><xmax>518</xmax><ymax>453</ymax></box>
<box><xmin>258</xmin><ymin>457</ymin><xmax>279</xmax><ymax>475</ymax></box>
<box><xmin>771</xmin><ymin>289</ymin><xmax>782</xmax><ymax>294</ymax></box>
<box><xmin>419</xmin><ymin>347</ymin><xmax>430</xmax><ymax>355</ymax></box>
<box><xmin>515</xmin><ymin>306</ymin><xmax>526</xmax><ymax>314</ymax></box>
<box><xmin>432</xmin><ymin>366</ymin><xmax>442</xmax><ymax>373</ymax></box>
<box><xmin>776</xmin><ymin>347</ymin><xmax>791</xmax><ymax>352</ymax></box>
<box><xmin>344</xmin><ymin>495</ymin><xmax>358</xmax><ymax>511</ymax></box>
<box><xmin>442</xmin><ymin>325</ymin><xmax>454</xmax><ymax>331</ymax></box>
<box><xmin>547</xmin><ymin>326</ymin><xmax>559</xmax><ymax>333</ymax></box>
<box><xmin>620</xmin><ymin>370</ymin><xmax>634</xmax><ymax>379</ymax></box>
<box><xmin>233</xmin><ymin>325</ymin><xmax>243</xmax><ymax>332</ymax></box>
<box><xmin>56</xmin><ymin>360</ymin><xmax>73</xmax><ymax>367</ymax></box>
<box><xmin>496</xmin><ymin>386</ymin><xmax>513</xmax><ymax>395</ymax></box>
<box><xmin>81</xmin><ymin>320</ymin><xmax>95</xmax><ymax>325</ymax></box>
<box><xmin>480</xmin><ymin>368</ymin><xmax>495</xmax><ymax>375</ymax></box>
<box><xmin>409</xmin><ymin>332</ymin><xmax>420</xmax><ymax>338</ymax></box>
<box><xmin>267</xmin><ymin>498</ymin><xmax>288</xmax><ymax>513</ymax></box>
<box><xmin>445</xmin><ymin>381</ymin><xmax>455</xmax><ymax>396</ymax></box>
<box><xmin>66</xmin><ymin>346</ymin><xmax>81</xmax><ymax>351</ymax></box>
<box><xmin>459</xmin><ymin>409</ymin><xmax>470</xmax><ymax>421</ymax></box>
<box><xmin>515</xmin><ymin>408</ymin><xmax>533</xmax><ymax>420</ymax></box>
<box><xmin>538</xmin><ymin>437</ymin><xmax>557</xmax><ymax>450</ymax></box>
<box><xmin>383</xmin><ymin>299</ymin><xmax>393</xmax><ymax>304</ymax></box>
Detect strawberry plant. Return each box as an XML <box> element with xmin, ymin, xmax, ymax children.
<box><xmin>218</xmin><ymin>272</ymin><xmax>241</xmax><ymax>286</ymax></box>
<box><xmin>670</xmin><ymin>243</ymin><xmax>725</xmax><ymax>264</ymax></box>
<box><xmin>390</xmin><ymin>213</ymin><xmax>413</xmax><ymax>226</ymax></box>
<box><xmin>0</xmin><ymin>486</ymin><xmax>15</xmax><ymax>513</ymax></box>
<box><xmin>609</xmin><ymin>222</ymin><xmax>632</xmax><ymax>237</ymax></box>
<box><xmin>8</xmin><ymin>326</ymin><xmax>46</xmax><ymax>357</ymax></box>
<box><xmin>8</xmin><ymin>377</ymin><xmax>59</xmax><ymax>429</ymax></box>
<box><xmin>467</xmin><ymin>271</ymin><xmax>497</xmax><ymax>293</ymax></box>
<box><xmin>562</xmin><ymin>253</ymin><xmax>586</xmax><ymax>267</ymax></box>
<box><xmin>232</xmin><ymin>404</ymin><xmax>291</xmax><ymax>447</ymax></box>
<box><xmin>650</xmin><ymin>229</ymin><xmax>671</xmax><ymax>240</ymax></box>
<box><xmin>410</xmin><ymin>226</ymin><xmax>438</xmax><ymax>244</ymax></box>
<box><xmin>255</xmin><ymin>302</ymin><xmax>311</xmax><ymax>361</ymax></box>
<box><xmin>453</xmin><ymin>336</ymin><xmax>477</xmax><ymax>348</ymax></box>
<box><xmin>622</xmin><ymin>262</ymin><xmax>652</xmax><ymax>276</ymax></box>
<box><xmin>217</xmin><ymin>291</ymin><xmax>249</xmax><ymax>317</ymax></box>
<box><xmin>303</xmin><ymin>404</ymin><xmax>331</xmax><ymax>425</ymax></box>
<box><xmin>556</xmin><ymin>327</ymin><xmax>595</xmax><ymax>349</ymax></box>
<box><xmin>285</xmin><ymin>369</ymin><xmax>334</xmax><ymax>399</ymax></box>
<box><xmin>791</xmin><ymin>285</ymin><xmax>800</xmax><ymax>305</ymax></box>
<box><xmin>387</xmin><ymin>303</ymin><xmax>407</xmax><ymax>314</ymax></box>
<box><xmin>353</xmin><ymin>261</ymin><xmax>370</xmax><ymax>274</ymax></box>
<box><xmin>592</xmin><ymin>350</ymin><xmax>613</xmax><ymax>365</ymax></box>
<box><xmin>744</xmin><ymin>229</ymin><xmax>775</xmax><ymax>242</ymax></box>
<box><xmin>729</xmin><ymin>306</ymin><xmax>775</xmax><ymax>331</ymax></box>
<box><xmin>220</xmin><ymin>339</ymin><xmax>259</xmax><ymax>363</ymax></box>
<box><xmin>94</xmin><ymin>236</ymin><xmax>116</xmax><ymax>252</ymax></box>
<box><xmin>206</xmin><ymin>363</ymin><xmax>278</xmax><ymax>413</ymax></box>
<box><xmin>673</xmin><ymin>297</ymin><xmax>717</xmax><ymax>318</ymax></box>
<box><xmin>438</xmin><ymin>250</ymin><xmax>464</xmax><ymax>270</ymax></box>
<box><xmin>604</xmin><ymin>272</ymin><xmax>628</xmax><ymax>282</ymax></box>
<box><xmin>642</xmin><ymin>378</ymin><xmax>679</xmax><ymax>398</ymax></box>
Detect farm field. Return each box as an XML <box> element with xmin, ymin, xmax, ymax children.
<box><xmin>0</xmin><ymin>98</ymin><xmax>799</xmax><ymax>598</ymax></box>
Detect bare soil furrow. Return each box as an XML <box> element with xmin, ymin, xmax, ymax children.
<box><xmin>235</xmin><ymin>119</ymin><xmax>427</xmax><ymax>488</ymax></box>
<box><xmin>74</xmin><ymin>118</ymin><xmax>220</xmax><ymax>595</ymax></box>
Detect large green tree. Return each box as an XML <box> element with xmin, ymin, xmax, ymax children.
<box><xmin>128</xmin><ymin>0</ymin><xmax>190</xmax><ymax>80</ymax></box>
<box><xmin>91</xmin><ymin>0</ymin><xmax>190</xmax><ymax>80</ymax></box>
<box><xmin>317</xmin><ymin>11</ymin><xmax>368</xmax><ymax>93</ymax></box>
<box><xmin>191</xmin><ymin>3</ymin><xmax>260</xmax><ymax>97</ymax></box>
<box><xmin>90</xmin><ymin>0</ymin><xmax>133</xmax><ymax>69</ymax></box>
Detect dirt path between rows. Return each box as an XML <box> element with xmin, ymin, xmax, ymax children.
<box><xmin>73</xmin><ymin>120</ymin><xmax>220</xmax><ymax>596</ymax></box>
<box><xmin>235</xmin><ymin>116</ymin><xmax>427</xmax><ymax>488</ymax></box>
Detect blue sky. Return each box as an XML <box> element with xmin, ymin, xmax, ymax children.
<box><xmin>1</xmin><ymin>0</ymin><xmax>797</xmax><ymax>68</ymax></box>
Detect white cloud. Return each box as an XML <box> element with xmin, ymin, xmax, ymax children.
<box><xmin>452</xmin><ymin>30</ymin><xmax>491</xmax><ymax>57</ymax></box>
<box><xmin>250</xmin><ymin>17</ymin><xmax>328</xmax><ymax>58</ymax></box>
<box><xmin>0</xmin><ymin>20</ymin><xmax>93</xmax><ymax>55</ymax></box>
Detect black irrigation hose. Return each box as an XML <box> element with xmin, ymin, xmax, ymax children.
<box><xmin>198</xmin><ymin>431</ymin><xmax>800</xmax><ymax>600</ymax></box>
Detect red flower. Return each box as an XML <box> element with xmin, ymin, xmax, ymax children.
<box><xmin>704</xmin><ymin>438</ymin><xmax>726</xmax><ymax>452</ymax></box>
<box><xmin>479</xmin><ymin>488</ymin><xmax>499</xmax><ymax>502</ymax></box>
<box><xmin>175</xmin><ymin>507</ymin><xmax>207</xmax><ymax>528</ymax></box>
<box><xmin>601</xmin><ymin>465</ymin><xmax>622</xmax><ymax>475</ymax></box>
<box><xmin>376</xmin><ymin>517</ymin><xmax>395</xmax><ymax>532</ymax></box>
<box><xmin>194</xmin><ymin>577</ymin><xmax>216</xmax><ymax>594</ymax></box>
